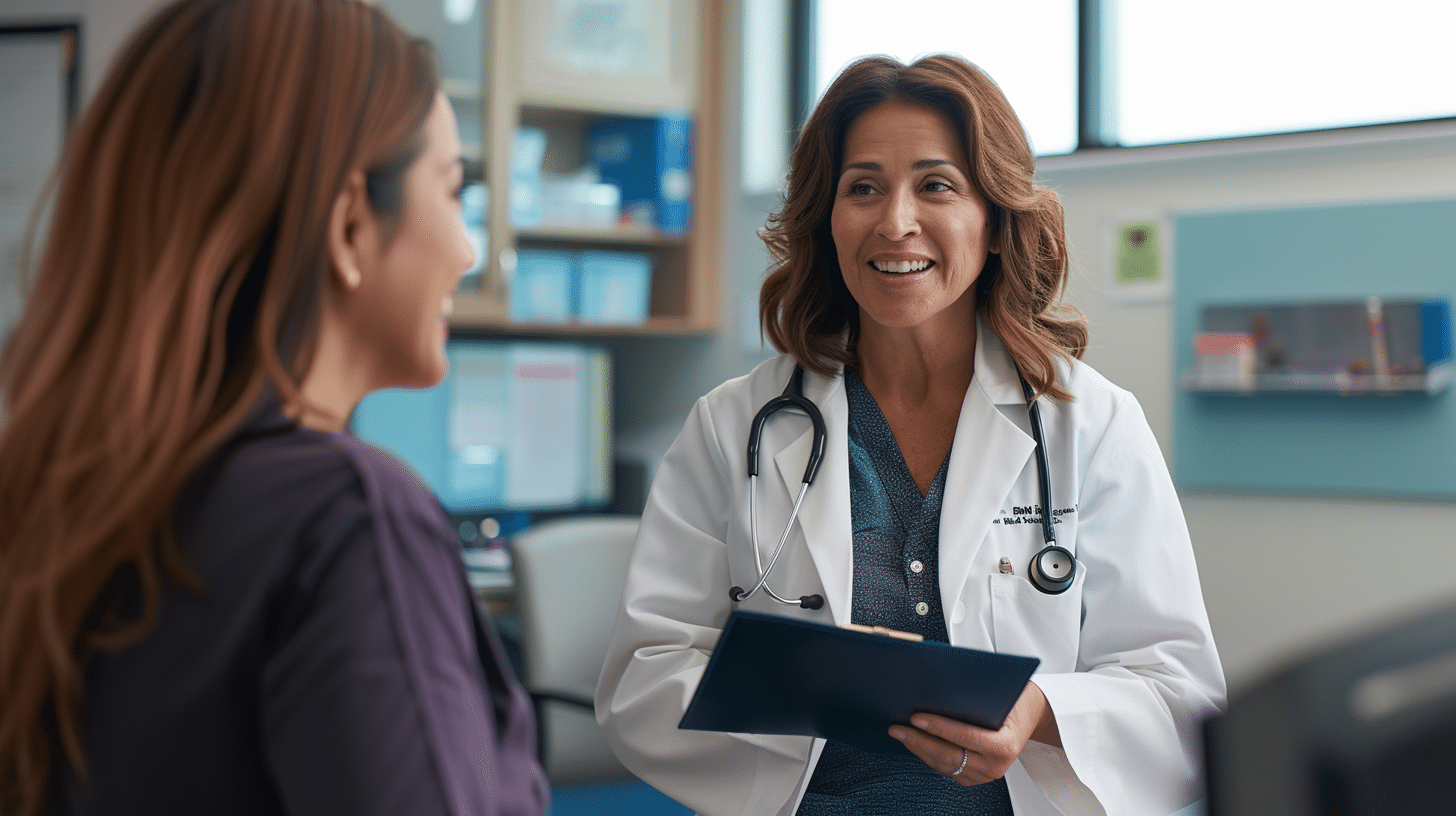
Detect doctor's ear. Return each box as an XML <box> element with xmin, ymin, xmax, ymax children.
<box><xmin>327</xmin><ymin>170</ymin><xmax>376</xmax><ymax>291</ymax></box>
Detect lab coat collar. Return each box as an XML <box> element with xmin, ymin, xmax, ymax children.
<box><xmin>974</xmin><ymin>316</ymin><xmax>1031</xmax><ymax>405</ymax></box>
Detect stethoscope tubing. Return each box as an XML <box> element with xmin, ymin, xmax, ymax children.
<box><xmin>747</xmin><ymin>392</ymin><xmax>826</xmax><ymax>483</ymax></box>
<box><xmin>732</xmin><ymin>367</ymin><xmax>827</xmax><ymax>608</ymax></box>
<box><xmin>732</xmin><ymin>477</ymin><xmax>811</xmax><ymax>605</ymax></box>
<box><xmin>1020</xmin><ymin>376</ymin><xmax>1058</xmax><ymax>549</ymax></box>
<box><xmin>733</xmin><ymin>365</ymin><xmax>1075</xmax><ymax>607</ymax></box>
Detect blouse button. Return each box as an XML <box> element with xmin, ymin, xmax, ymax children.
<box><xmin>915</xmin><ymin>601</ymin><xmax>929</xmax><ymax>616</ymax></box>
<box><xmin>909</xmin><ymin>560</ymin><xmax>924</xmax><ymax>574</ymax></box>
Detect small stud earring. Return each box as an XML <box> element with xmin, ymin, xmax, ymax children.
<box><xmin>342</xmin><ymin>267</ymin><xmax>361</xmax><ymax>289</ymax></box>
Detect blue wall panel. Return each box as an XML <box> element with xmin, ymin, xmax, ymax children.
<box><xmin>1172</xmin><ymin>198</ymin><xmax>1456</xmax><ymax>498</ymax></box>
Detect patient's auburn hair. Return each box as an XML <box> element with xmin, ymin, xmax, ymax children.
<box><xmin>760</xmin><ymin>55</ymin><xmax>1087</xmax><ymax>399</ymax></box>
<box><xmin>0</xmin><ymin>1</ymin><xmax>436</xmax><ymax>812</ymax></box>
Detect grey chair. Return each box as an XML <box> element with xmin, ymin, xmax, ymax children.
<box><xmin>510</xmin><ymin>514</ymin><xmax>639</xmax><ymax>787</ymax></box>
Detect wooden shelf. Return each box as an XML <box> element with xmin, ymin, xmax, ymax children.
<box><xmin>450</xmin><ymin>272</ymin><xmax>716</xmax><ymax>334</ymax></box>
<box><xmin>449</xmin><ymin>290</ymin><xmax>508</xmax><ymax>325</ymax></box>
<box><xmin>519</xmin><ymin>95</ymin><xmax>683</xmax><ymax>119</ymax></box>
<box><xmin>449</xmin><ymin>312</ymin><xmax>714</xmax><ymax>338</ymax></box>
<box><xmin>515</xmin><ymin>225</ymin><xmax>688</xmax><ymax>247</ymax></box>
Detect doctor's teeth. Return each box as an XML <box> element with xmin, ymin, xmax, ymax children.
<box><xmin>872</xmin><ymin>260</ymin><xmax>931</xmax><ymax>274</ymax></box>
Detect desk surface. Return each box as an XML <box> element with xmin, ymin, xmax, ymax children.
<box><xmin>468</xmin><ymin>565</ymin><xmax>516</xmax><ymax>619</ymax></box>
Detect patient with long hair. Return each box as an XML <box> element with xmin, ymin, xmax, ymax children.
<box><xmin>0</xmin><ymin>1</ymin><xmax>548</xmax><ymax>813</ymax></box>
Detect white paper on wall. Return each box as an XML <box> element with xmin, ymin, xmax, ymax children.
<box><xmin>505</xmin><ymin>345</ymin><xmax>586</xmax><ymax>507</ymax></box>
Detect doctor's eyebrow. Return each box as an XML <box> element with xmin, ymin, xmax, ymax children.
<box><xmin>842</xmin><ymin>159</ymin><xmax>954</xmax><ymax>173</ymax></box>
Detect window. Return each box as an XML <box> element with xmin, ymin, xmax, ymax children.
<box><xmin>803</xmin><ymin>0</ymin><xmax>1456</xmax><ymax>155</ymax></box>
<box><xmin>808</xmin><ymin>0</ymin><xmax>1079</xmax><ymax>156</ymax></box>
<box><xmin>1111</xmin><ymin>0</ymin><xmax>1456</xmax><ymax>146</ymax></box>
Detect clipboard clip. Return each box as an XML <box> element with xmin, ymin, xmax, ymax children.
<box><xmin>839</xmin><ymin>622</ymin><xmax>925</xmax><ymax>642</ymax></box>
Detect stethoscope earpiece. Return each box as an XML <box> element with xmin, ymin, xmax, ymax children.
<box><xmin>1028</xmin><ymin>545</ymin><xmax>1076</xmax><ymax>595</ymax></box>
<box><xmin>730</xmin><ymin>585</ymin><xmax>821</xmax><ymax>609</ymax></box>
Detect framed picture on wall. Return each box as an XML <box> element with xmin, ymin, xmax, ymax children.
<box><xmin>1101</xmin><ymin>208</ymin><xmax>1173</xmax><ymax>305</ymax></box>
<box><xmin>0</xmin><ymin>22</ymin><xmax>80</xmax><ymax>352</ymax></box>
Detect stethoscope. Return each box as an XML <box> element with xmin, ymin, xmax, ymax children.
<box><xmin>728</xmin><ymin>366</ymin><xmax>1077</xmax><ymax>611</ymax></box>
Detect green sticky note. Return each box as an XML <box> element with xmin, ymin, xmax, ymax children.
<box><xmin>1115</xmin><ymin>222</ymin><xmax>1163</xmax><ymax>285</ymax></box>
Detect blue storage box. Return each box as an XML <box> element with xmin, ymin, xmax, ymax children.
<box><xmin>578</xmin><ymin>251</ymin><xmax>652</xmax><ymax>325</ymax></box>
<box><xmin>1421</xmin><ymin>298</ymin><xmax>1452</xmax><ymax>365</ymax></box>
<box><xmin>510</xmin><ymin>249</ymin><xmax>574</xmax><ymax>323</ymax></box>
<box><xmin>587</xmin><ymin>113</ymin><xmax>692</xmax><ymax>234</ymax></box>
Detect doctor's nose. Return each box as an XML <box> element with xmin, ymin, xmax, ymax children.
<box><xmin>876</xmin><ymin>190</ymin><xmax>921</xmax><ymax>241</ymax></box>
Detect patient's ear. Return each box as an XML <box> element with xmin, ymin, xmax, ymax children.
<box><xmin>326</xmin><ymin>170</ymin><xmax>375</xmax><ymax>291</ymax></box>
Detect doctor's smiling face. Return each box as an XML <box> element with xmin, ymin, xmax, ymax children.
<box><xmin>830</xmin><ymin>98</ymin><xmax>996</xmax><ymax>338</ymax></box>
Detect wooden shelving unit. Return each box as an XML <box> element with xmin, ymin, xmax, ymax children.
<box><xmin>448</xmin><ymin>0</ymin><xmax>724</xmax><ymax>336</ymax></box>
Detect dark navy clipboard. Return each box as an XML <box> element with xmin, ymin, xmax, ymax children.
<box><xmin>678</xmin><ymin>610</ymin><xmax>1040</xmax><ymax>755</ymax></box>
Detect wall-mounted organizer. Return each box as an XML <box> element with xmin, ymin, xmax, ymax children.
<box><xmin>1185</xmin><ymin>298</ymin><xmax>1453</xmax><ymax>395</ymax></box>
<box><xmin>443</xmin><ymin>0</ymin><xmax>724</xmax><ymax>337</ymax></box>
<box><xmin>1172</xmin><ymin>198</ymin><xmax>1456</xmax><ymax>498</ymax></box>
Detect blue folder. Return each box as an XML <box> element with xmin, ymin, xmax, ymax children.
<box><xmin>679</xmin><ymin>610</ymin><xmax>1040</xmax><ymax>756</ymax></box>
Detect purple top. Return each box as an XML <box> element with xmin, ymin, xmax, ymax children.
<box><xmin>51</xmin><ymin>413</ymin><xmax>549</xmax><ymax>816</ymax></box>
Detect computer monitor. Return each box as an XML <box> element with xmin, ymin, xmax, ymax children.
<box><xmin>1203</xmin><ymin>600</ymin><xmax>1456</xmax><ymax>816</ymax></box>
<box><xmin>350</xmin><ymin>339</ymin><xmax>612</xmax><ymax>522</ymax></box>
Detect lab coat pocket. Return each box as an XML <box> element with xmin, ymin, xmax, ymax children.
<box><xmin>988</xmin><ymin>566</ymin><xmax>1086</xmax><ymax>674</ymax></box>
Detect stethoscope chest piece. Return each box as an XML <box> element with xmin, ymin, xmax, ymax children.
<box><xmin>1028</xmin><ymin>545</ymin><xmax>1076</xmax><ymax>595</ymax></box>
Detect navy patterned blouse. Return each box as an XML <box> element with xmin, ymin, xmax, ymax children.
<box><xmin>796</xmin><ymin>368</ymin><xmax>1014</xmax><ymax>815</ymax></box>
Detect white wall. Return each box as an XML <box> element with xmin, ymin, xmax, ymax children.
<box><xmin>1042</xmin><ymin>132</ymin><xmax>1456</xmax><ymax>690</ymax></box>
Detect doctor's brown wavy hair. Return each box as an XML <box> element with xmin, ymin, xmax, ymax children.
<box><xmin>760</xmin><ymin>54</ymin><xmax>1087</xmax><ymax>400</ymax></box>
<box><xmin>0</xmin><ymin>0</ymin><xmax>437</xmax><ymax>812</ymax></box>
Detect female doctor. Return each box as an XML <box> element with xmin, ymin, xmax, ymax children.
<box><xmin>596</xmin><ymin>54</ymin><xmax>1225</xmax><ymax>816</ymax></box>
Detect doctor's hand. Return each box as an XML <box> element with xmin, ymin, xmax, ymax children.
<box><xmin>888</xmin><ymin>680</ymin><xmax>1062</xmax><ymax>786</ymax></box>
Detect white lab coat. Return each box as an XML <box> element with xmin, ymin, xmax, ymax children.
<box><xmin>597</xmin><ymin>320</ymin><xmax>1226</xmax><ymax>816</ymax></box>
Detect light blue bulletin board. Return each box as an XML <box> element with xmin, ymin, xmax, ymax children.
<box><xmin>1172</xmin><ymin>198</ymin><xmax>1456</xmax><ymax>498</ymax></box>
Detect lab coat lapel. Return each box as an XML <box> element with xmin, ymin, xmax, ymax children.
<box><xmin>938</xmin><ymin>322</ymin><xmax>1036</xmax><ymax>617</ymax></box>
<box><xmin>772</xmin><ymin>368</ymin><xmax>853</xmax><ymax>624</ymax></box>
